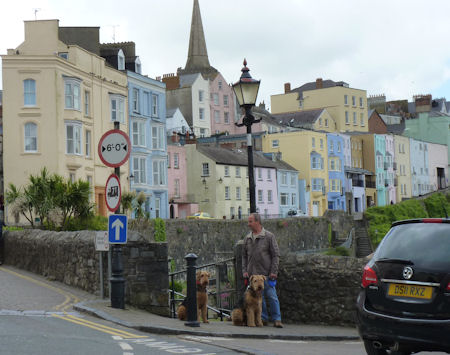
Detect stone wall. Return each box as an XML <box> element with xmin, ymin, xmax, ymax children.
<box><xmin>277</xmin><ymin>254</ymin><xmax>366</xmax><ymax>326</ymax></box>
<box><xmin>3</xmin><ymin>229</ymin><xmax>169</xmax><ymax>316</ymax></box>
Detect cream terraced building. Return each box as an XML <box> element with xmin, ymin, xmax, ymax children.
<box><xmin>2</xmin><ymin>20</ymin><xmax>129</xmax><ymax>222</ymax></box>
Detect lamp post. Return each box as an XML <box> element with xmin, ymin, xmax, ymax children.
<box><xmin>232</xmin><ymin>59</ymin><xmax>261</xmax><ymax>214</ymax></box>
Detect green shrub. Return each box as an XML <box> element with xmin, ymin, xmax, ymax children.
<box><xmin>325</xmin><ymin>246</ymin><xmax>350</xmax><ymax>256</ymax></box>
<box><xmin>3</xmin><ymin>225</ymin><xmax>24</xmax><ymax>231</ymax></box>
<box><xmin>423</xmin><ymin>193</ymin><xmax>450</xmax><ymax>218</ymax></box>
<box><xmin>65</xmin><ymin>215</ymin><xmax>108</xmax><ymax>231</ymax></box>
<box><xmin>170</xmin><ymin>279</ymin><xmax>184</xmax><ymax>293</ymax></box>
<box><xmin>154</xmin><ymin>218</ymin><xmax>166</xmax><ymax>242</ymax></box>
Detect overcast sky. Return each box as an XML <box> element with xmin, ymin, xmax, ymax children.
<box><xmin>2</xmin><ymin>0</ymin><xmax>450</xmax><ymax>110</ymax></box>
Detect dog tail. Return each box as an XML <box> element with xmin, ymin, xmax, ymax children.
<box><xmin>177</xmin><ymin>305</ymin><xmax>187</xmax><ymax>321</ymax></box>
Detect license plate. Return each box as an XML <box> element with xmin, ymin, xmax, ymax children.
<box><xmin>388</xmin><ymin>283</ymin><xmax>433</xmax><ymax>299</ymax></box>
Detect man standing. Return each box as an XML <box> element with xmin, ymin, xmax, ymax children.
<box><xmin>242</xmin><ymin>213</ymin><xmax>283</xmax><ymax>328</ymax></box>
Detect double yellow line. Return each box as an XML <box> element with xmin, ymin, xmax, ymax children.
<box><xmin>52</xmin><ymin>314</ymin><xmax>147</xmax><ymax>339</ymax></box>
<box><xmin>0</xmin><ymin>266</ymin><xmax>78</xmax><ymax>311</ymax></box>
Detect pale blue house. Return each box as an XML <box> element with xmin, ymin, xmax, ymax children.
<box><xmin>409</xmin><ymin>138</ymin><xmax>430</xmax><ymax>197</ymax></box>
<box><xmin>326</xmin><ymin>133</ymin><xmax>346</xmax><ymax>211</ymax></box>
<box><xmin>374</xmin><ymin>134</ymin><xmax>388</xmax><ymax>206</ymax></box>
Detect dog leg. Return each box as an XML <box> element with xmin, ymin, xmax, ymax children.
<box><xmin>246</xmin><ymin>308</ymin><xmax>256</xmax><ymax>327</ymax></box>
<box><xmin>255</xmin><ymin>306</ymin><xmax>263</xmax><ymax>327</ymax></box>
<box><xmin>201</xmin><ymin>305</ymin><xmax>209</xmax><ymax>323</ymax></box>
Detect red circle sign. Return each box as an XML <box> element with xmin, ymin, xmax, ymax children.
<box><xmin>98</xmin><ymin>129</ymin><xmax>131</xmax><ymax>168</ymax></box>
<box><xmin>105</xmin><ymin>174</ymin><xmax>121</xmax><ymax>212</ymax></box>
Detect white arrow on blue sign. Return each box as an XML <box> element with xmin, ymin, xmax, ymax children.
<box><xmin>108</xmin><ymin>214</ymin><xmax>127</xmax><ymax>244</ymax></box>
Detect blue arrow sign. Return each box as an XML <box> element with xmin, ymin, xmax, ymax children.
<box><xmin>108</xmin><ymin>214</ymin><xmax>127</xmax><ymax>244</ymax></box>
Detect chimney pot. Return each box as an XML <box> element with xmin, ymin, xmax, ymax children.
<box><xmin>316</xmin><ymin>78</ymin><xmax>323</xmax><ymax>89</ymax></box>
<box><xmin>284</xmin><ymin>83</ymin><xmax>291</xmax><ymax>93</ymax></box>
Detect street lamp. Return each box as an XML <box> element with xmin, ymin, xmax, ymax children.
<box><xmin>233</xmin><ymin>59</ymin><xmax>261</xmax><ymax>213</ymax></box>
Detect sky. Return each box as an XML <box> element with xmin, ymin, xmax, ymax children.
<box><xmin>2</xmin><ymin>0</ymin><xmax>450</xmax><ymax>110</ymax></box>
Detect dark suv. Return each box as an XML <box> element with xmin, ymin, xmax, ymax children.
<box><xmin>356</xmin><ymin>218</ymin><xmax>450</xmax><ymax>355</ymax></box>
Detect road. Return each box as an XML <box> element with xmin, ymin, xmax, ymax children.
<box><xmin>0</xmin><ymin>265</ymin><xmax>445</xmax><ymax>355</ymax></box>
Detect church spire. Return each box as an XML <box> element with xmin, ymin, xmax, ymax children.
<box><xmin>179</xmin><ymin>0</ymin><xmax>218</xmax><ymax>79</ymax></box>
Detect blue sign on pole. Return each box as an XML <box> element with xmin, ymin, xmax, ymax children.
<box><xmin>108</xmin><ymin>215</ymin><xmax>127</xmax><ymax>244</ymax></box>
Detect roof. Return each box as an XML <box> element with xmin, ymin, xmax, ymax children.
<box><xmin>272</xmin><ymin>109</ymin><xmax>324</xmax><ymax>128</ymax></box>
<box><xmin>179</xmin><ymin>73</ymin><xmax>201</xmax><ymax>88</ymax></box>
<box><xmin>386</xmin><ymin>121</ymin><xmax>406</xmax><ymax>134</ymax></box>
<box><xmin>197</xmin><ymin>146</ymin><xmax>293</xmax><ymax>170</ymax></box>
<box><xmin>166</xmin><ymin>108</ymin><xmax>177</xmax><ymax>118</ymax></box>
<box><xmin>344</xmin><ymin>166</ymin><xmax>374</xmax><ymax>175</ymax></box>
<box><xmin>290</xmin><ymin>80</ymin><xmax>349</xmax><ymax>99</ymax></box>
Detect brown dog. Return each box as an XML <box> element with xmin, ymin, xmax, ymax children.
<box><xmin>231</xmin><ymin>275</ymin><xmax>266</xmax><ymax>327</ymax></box>
<box><xmin>177</xmin><ymin>270</ymin><xmax>210</xmax><ymax>323</ymax></box>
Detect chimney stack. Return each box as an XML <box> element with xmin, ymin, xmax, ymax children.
<box><xmin>316</xmin><ymin>78</ymin><xmax>323</xmax><ymax>89</ymax></box>
<box><xmin>284</xmin><ymin>83</ymin><xmax>291</xmax><ymax>93</ymax></box>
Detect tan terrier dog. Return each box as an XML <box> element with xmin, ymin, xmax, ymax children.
<box><xmin>177</xmin><ymin>270</ymin><xmax>210</xmax><ymax>323</ymax></box>
<box><xmin>231</xmin><ymin>275</ymin><xmax>266</xmax><ymax>327</ymax></box>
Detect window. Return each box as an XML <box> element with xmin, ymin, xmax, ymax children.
<box><xmin>132</xmin><ymin>121</ymin><xmax>146</xmax><ymax>147</ymax></box>
<box><xmin>236</xmin><ymin>167</ymin><xmax>241</xmax><ymax>177</ymax></box>
<box><xmin>292</xmin><ymin>193</ymin><xmax>297</xmax><ymax>206</ymax></box>
<box><xmin>213</xmin><ymin>93</ymin><xmax>219</xmax><ymax>105</ymax></box>
<box><xmin>199</xmin><ymin>90</ymin><xmax>204</xmax><ymax>102</ymax></box>
<box><xmin>312</xmin><ymin>137</ymin><xmax>315</xmax><ymax>148</ymax></box>
<box><xmin>311</xmin><ymin>156</ymin><xmax>323</xmax><ymax>169</ymax></box>
<box><xmin>312</xmin><ymin>178</ymin><xmax>323</xmax><ymax>191</ymax></box>
<box><xmin>133</xmin><ymin>157</ymin><xmax>146</xmax><ymax>184</ymax></box>
<box><xmin>345</xmin><ymin>111</ymin><xmax>349</xmax><ymax>124</ymax></box>
<box><xmin>224</xmin><ymin>112</ymin><xmax>230</xmax><ymax>124</ymax></box>
<box><xmin>200</xmin><ymin>128</ymin><xmax>206</xmax><ymax>137</ymax></box>
<box><xmin>84</xmin><ymin>91</ymin><xmax>90</xmax><ymax>116</ymax></box>
<box><xmin>174</xmin><ymin>179</ymin><xmax>180</xmax><ymax>197</ymax></box>
<box><xmin>268</xmin><ymin>190</ymin><xmax>273</xmax><ymax>203</ymax></box>
<box><xmin>85</xmin><ymin>130</ymin><xmax>91</xmax><ymax>158</ymax></box>
<box><xmin>319</xmin><ymin>118</ymin><xmax>322</xmax><ymax>126</ymax></box>
<box><xmin>224</xmin><ymin>95</ymin><xmax>229</xmax><ymax>106</ymax></box>
<box><xmin>167</xmin><ymin>153</ymin><xmax>171</xmax><ymax>168</ymax></box>
<box><xmin>330</xmin><ymin>141</ymin><xmax>334</xmax><ymax>152</ymax></box>
<box><xmin>214</xmin><ymin>110</ymin><xmax>220</xmax><ymax>123</ymax></box>
<box><xmin>110</xmin><ymin>95</ymin><xmax>125</xmax><ymax>123</ymax></box>
<box><xmin>152</xmin><ymin>160</ymin><xmax>166</xmax><ymax>185</ymax></box>
<box><xmin>152</xmin><ymin>94</ymin><xmax>159</xmax><ymax>117</ymax></box>
<box><xmin>65</xmin><ymin>78</ymin><xmax>81</xmax><ymax>110</ymax></box>
<box><xmin>281</xmin><ymin>172</ymin><xmax>288</xmax><ymax>185</ymax></box>
<box><xmin>202</xmin><ymin>163</ymin><xmax>210</xmax><ymax>176</ymax></box>
<box><xmin>353</xmin><ymin>112</ymin><xmax>357</xmax><ymax>125</ymax></box>
<box><xmin>352</xmin><ymin>96</ymin><xmax>356</xmax><ymax>106</ymax></box>
<box><xmin>224</xmin><ymin>166</ymin><xmax>230</xmax><ymax>176</ymax></box>
<box><xmin>330</xmin><ymin>179</ymin><xmax>341</xmax><ymax>192</ymax></box>
<box><xmin>360</xmin><ymin>113</ymin><xmax>364</xmax><ymax>126</ymax></box>
<box><xmin>291</xmin><ymin>173</ymin><xmax>296</xmax><ymax>186</ymax></box>
<box><xmin>325</xmin><ymin>119</ymin><xmax>328</xmax><ymax>127</ymax></box>
<box><xmin>272</xmin><ymin>139</ymin><xmax>279</xmax><ymax>148</ymax></box>
<box><xmin>24</xmin><ymin>122</ymin><xmax>37</xmax><ymax>152</ymax></box>
<box><xmin>66</xmin><ymin>122</ymin><xmax>82</xmax><ymax>155</ymax></box>
<box><xmin>218</xmin><ymin>81</ymin><xmax>223</xmax><ymax>90</ymax></box>
<box><xmin>199</xmin><ymin>108</ymin><xmax>205</xmax><ymax>120</ymax></box>
<box><xmin>154</xmin><ymin>198</ymin><xmax>160</xmax><ymax>218</ymax></box>
<box><xmin>330</xmin><ymin>159</ymin><xmax>336</xmax><ymax>171</ymax></box>
<box><xmin>152</xmin><ymin>126</ymin><xmax>164</xmax><ymax>149</ymax></box>
<box><xmin>344</xmin><ymin>95</ymin><xmax>348</xmax><ymax>105</ymax></box>
<box><xmin>320</xmin><ymin>139</ymin><xmax>324</xmax><ymax>149</ymax></box>
<box><xmin>258</xmin><ymin>190</ymin><xmax>263</xmax><ymax>203</ymax></box>
<box><xmin>267</xmin><ymin>169</ymin><xmax>271</xmax><ymax>180</ymax></box>
<box><xmin>258</xmin><ymin>168</ymin><xmax>262</xmax><ymax>180</ymax></box>
<box><xmin>247</xmin><ymin>188</ymin><xmax>250</xmax><ymax>201</ymax></box>
<box><xmin>58</xmin><ymin>52</ymin><xmax>68</xmax><ymax>60</ymax></box>
<box><xmin>236</xmin><ymin>187</ymin><xmax>241</xmax><ymax>200</ymax></box>
<box><xmin>117</xmin><ymin>49</ymin><xmax>125</xmax><ymax>70</ymax></box>
<box><xmin>280</xmin><ymin>193</ymin><xmax>288</xmax><ymax>206</ymax></box>
<box><xmin>174</xmin><ymin>153</ymin><xmax>179</xmax><ymax>169</ymax></box>
<box><xmin>225</xmin><ymin>186</ymin><xmax>230</xmax><ymax>200</ymax></box>
<box><xmin>132</xmin><ymin>88</ymin><xmax>139</xmax><ymax>112</ymax></box>
<box><xmin>23</xmin><ymin>79</ymin><xmax>36</xmax><ymax>106</ymax></box>
<box><xmin>337</xmin><ymin>142</ymin><xmax>341</xmax><ymax>152</ymax></box>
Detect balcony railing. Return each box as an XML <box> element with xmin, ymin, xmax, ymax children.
<box><xmin>352</xmin><ymin>179</ymin><xmax>364</xmax><ymax>187</ymax></box>
<box><xmin>365</xmin><ymin>181</ymin><xmax>376</xmax><ymax>188</ymax></box>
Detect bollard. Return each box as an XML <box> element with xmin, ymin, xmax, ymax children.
<box><xmin>184</xmin><ymin>253</ymin><xmax>200</xmax><ymax>327</ymax></box>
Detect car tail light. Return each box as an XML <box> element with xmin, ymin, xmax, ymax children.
<box><xmin>422</xmin><ymin>218</ymin><xmax>443</xmax><ymax>223</ymax></box>
<box><xmin>447</xmin><ymin>282</ymin><xmax>450</xmax><ymax>291</ymax></box>
<box><xmin>362</xmin><ymin>265</ymin><xmax>378</xmax><ymax>288</ymax></box>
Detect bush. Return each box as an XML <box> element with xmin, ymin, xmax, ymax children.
<box><xmin>154</xmin><ymin>218</ymin><xmax>166</xmax><ymax>242</ymax></box>
<box><xmin>170</xmin><ymin>279</ymin><xmax>184</xmax><ymax>293</ymax></box>
<box><xmin>423</xmin><ymin>193</ymin><xmax>450</xmax><ymax>218</ymax></box>
<box><xmin>325</xmin><ymin>246</ymin><xmax>350</xmax><ymax>256</ymax></box>
<box><xmin>65</xmin><ymin>215</ymin><xmax>108</xmax><ymax>231</ymax></box>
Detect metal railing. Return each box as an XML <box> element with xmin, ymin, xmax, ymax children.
<box><xmin>169</xmin><ymin>257</ymin><xmax>237</xmax><ymax>321</ymax></box>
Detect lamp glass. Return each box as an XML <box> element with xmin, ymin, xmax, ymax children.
<box><xmin>233</xmin><ymin>80</ymin><xmax>260</xmax><ymax>107</ymax></box>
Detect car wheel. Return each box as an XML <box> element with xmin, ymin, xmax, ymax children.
<box><xmin>363</xmin><ymin>340</ymin><xmax>387</xmax><ymax>355</ymax></box>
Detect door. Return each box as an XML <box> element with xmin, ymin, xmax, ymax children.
<box><xmin>312</xmin><ymin>201</ymin><xmax>319</xmax><ymax>216</ymax></box>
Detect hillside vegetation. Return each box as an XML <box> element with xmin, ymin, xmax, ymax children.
<box><xmin>365</xmin><ymin>192</ymin><xmax>450</xmax><ymax>247</ymax></box>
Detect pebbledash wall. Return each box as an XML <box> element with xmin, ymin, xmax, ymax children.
<box><xmin>3</xmin><ymin>211</ymin><xmax>365</xmax><ymax>325</ymax></box>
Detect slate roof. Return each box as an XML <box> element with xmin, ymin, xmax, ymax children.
<box><xmin>179</xmin><ymin>73</ymin><xmax>201</xmax><ymax>88</ymax></box>
<box><xmin>197</xmin><ymin>146</ymin><xmax>296</xmax><ymax>171</ymax></box>
<box><xmin>344</xmin><ymin>166</ymin><xmax>374</xmax><ymax>175</ymax></box>
<box><xmin>272</xmin><ymin>109</ymin><xmax>324</xmax><ymax>129</ymax></box>
<box><xmin>386</xmin><ymin>121</ymin><xmax>406</xmax><ymax>134</ymax></box>
<box><xmin>290</xmin><ymin>80</ymin><xmax>349</xmax><ymax>99</ymax></box>
<box><xmin>166</xmin><ymin>108</ymin><xmax>177</xmax><ymax>118</ymax></box>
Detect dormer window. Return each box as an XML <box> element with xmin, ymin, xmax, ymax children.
<box><xmin>117</xmin><ymin>49</ymin><xmax>125</xmax><ymax>70</ymax></box>
<box><xmin>135</xmin><ymin>57</ymin><xmax>141</xmax><ymax>74</ymax></box>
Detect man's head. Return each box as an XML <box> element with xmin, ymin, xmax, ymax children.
<box><xmin>248</xmin><ymin>213</ymin><xmax>262</xmax><ymax>233</ymax></box>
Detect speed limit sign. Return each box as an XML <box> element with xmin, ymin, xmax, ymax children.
<box><xmin>98</xmin><ymin>129</ymin><xmax>131</xmax><ymax>168</ymax></box>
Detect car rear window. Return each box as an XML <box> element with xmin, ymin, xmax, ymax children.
<box><xmin>375</xmin><ymin>223</ymin><xmax>450</xmax><ymax>269</ymax></box>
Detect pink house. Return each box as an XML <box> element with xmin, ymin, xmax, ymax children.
<box><xmin>167</xmin><ymin>141</ymin><xmax>198</xmax><ymax>218</ymax></box>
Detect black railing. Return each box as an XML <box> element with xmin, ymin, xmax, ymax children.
<box><xmin>169</xmin><ymin>257</ymin><xmax>237</xmax><ymax>321</ymax></box>
<box><xmin>352</xmin><ymin>180</ymin><xmax>364</xmax><ymax>187</ymax></box>
<box><xmin>366</xmin><ymin>181</ymin><xmax>376</xmax><ymax>188</ymax></box>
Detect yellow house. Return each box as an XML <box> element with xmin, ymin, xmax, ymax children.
<box><xmin>271</xmin><ymin>79</ymin><xmax>368</xmax><ymax>133</ymax></box>
<box><xmin>262</xmin><ymin>130</ymin><xmax>329</xmax><ymax>216</ymax></box>
<box><xmin>393</xmin><ymin>135</ymin><xmax>412</xmax><ymax>201</ymax></box>
<box><xmin>1</xmin><ymin>20</ymin><xmax>129</xmax><ymax>222</ymax></box>
<box><xmin>272</xmin><ymin>108</ymin><xmax>337</xmax><ymax>133</ymax></box>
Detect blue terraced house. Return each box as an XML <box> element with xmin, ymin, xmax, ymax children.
<box><xmin>326</xmin><ymin>133</ymin><xmax>346</xmax><ymax>210</ymax></box>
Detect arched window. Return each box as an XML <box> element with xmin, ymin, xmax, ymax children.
<box><xmin>23</xmin><ymin>79</ymin><xmax>36</xmax><ymax>106</ymax></box>
<box><xmin>24</xmin><ymin>122</ymin><xmax>37</xmax><ymax>152</ymax></box>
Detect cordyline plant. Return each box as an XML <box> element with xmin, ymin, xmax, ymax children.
<box><xmin>5</xmin><ymin>168</ymin><xmax>93</xmax><ymax>230</ymax></box>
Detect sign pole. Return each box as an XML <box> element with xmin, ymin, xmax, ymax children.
<box><xmin>110</xmin><ymin>121</ymin><xmax>125</xmax><ymax>309</ymax></box>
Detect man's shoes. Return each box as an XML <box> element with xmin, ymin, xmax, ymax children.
<box><xmin>274</xmin><ymin>320</ymin><xmax>283</xmax><ymax>328</ymax></box>
<box><xmin>262</xmin><ymin>320</ymin><xmax>269</xmax><ymax>326</ymax></box>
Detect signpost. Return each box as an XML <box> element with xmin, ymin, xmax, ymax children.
<box><xmin>95</xmin><ymin>231</ymin><xmax>109</xmax><ymax>299</ymax></box>
<box><xmin>98</xmin><ymin>125</ymin><xmax>131</xmax><ymax>309</ymax></box>
<box><xmin>105</xmin><ymin>174</ymin><xmax>121</xmax><ymax>212</ymax></box>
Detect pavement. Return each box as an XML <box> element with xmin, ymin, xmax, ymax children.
<box><xmin>74</xmin><ymin>299</ymin><xmax>360</xmax><ymax>341</ymax></box>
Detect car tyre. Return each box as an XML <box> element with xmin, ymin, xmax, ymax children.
<box><xmin>363</xmin><ymin>340</ymin><xmax>387</xmax><ymax>355</ymax></box>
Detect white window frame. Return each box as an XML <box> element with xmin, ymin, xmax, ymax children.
<box><xmin>110</xmin><ymin>94</ymin><xmax>125</xmax><ymax>123</ymax></box>
<box><xmin>155</xmin><ymin>197</ymin><xmax>161</xmax><ymax>218</ymax></box>
<box><xmin>84</xmin><ymin>90</ymin><xmax>90</xmax><ymax>116</ymax></box>
<box><xmin>152</xmin><ymin>125</ymin><xmax>165</xmax><ymax>150</ymax></box>
<box><xmin>213</xmin><ymin>93</ymin><xmax>219</xmax><ymax>105</ymax></box>
<box><xmin>24</xmin><ymin>122</ymin><xmax>37</xmax><ymax>152</ymax></box>
<box><xmin>225</xmin><ymin>186</ymin><xmax>230</xmax><ymax>200</ymax></box>
<box><xmin>223</xmin><ymin>95</ymin><xmax>229</xmax><ymax>106</ymax></box>
<box><xmin>258</xmin><ymin>189</ymin><xmax>263</xmax><ymax>203</ymax></box>
<box><xmin>214</xmin><ymin>110</ymin><xmax>220</xmax><ymax>123</ymax></box>
<box><xmin>132</xmin><ymin>121</ymin><xmax>146</xmax><ymax>147</ymax></box>
<box><xmin>236</xmin><ymin>186</ymin><xmax>241</xmax><ymax>200</ymax></box>
<box><xmin>152</xmin><ymin>160</ymin><xmax>166</xmax><ymax>186</ymax></box>
<box><xmin>272</xmin><ymin>139</ymin><xmax>279</xmax><ymax>148</ymax></box>
<box><xmin>281</xmin><ymin>172</ymin><xmax>288</xmax><ymax>185</ymax></box>
<box><xmin>290</xmin><ymin>173</ymin><xmax>296</xmax><ymax>186</ymax></box>
<box><xmin>345</xmin><ymin>111</ymin><xmax>349</xmax><ymax>124</ymax></box>
<box><xmin>199</xmin><ymin>90</ymin><xmax>204</xmax><ymax>102</ymax></box>
<box><xmin>344</xmin><ymin>95</ymin><xmax>348</xmax><ymax>105</ymax></box>
<box><xmin>236</xmin><ymin>167</ymin><xmax>241</xmax><ymax>177</ymax></box>
<box><xmin>174</xmin><ymin>179</ymin><xmax>180</xmax><ymax>197</ymax></box>
<box><xmin>199</xmin><ymin>108</ymin><xmax>205</xmax><ymax>120</ymax></box>
<box><xmin>202</xmin><ymin>163</ymin><xmax>210</xmax><ymax>177</ymax></box>
<box><xmin>224</xmin><ymin>166</ymin><xmax>230</xmax><ymax>177</ymax></box>
<box><xmin>224</xmin><ymin>112</ymin><xmax>230</xmax><ymax>124</ymax></box>
<box><xmin>133</xmin><ymin>156</ymin><xmax>147</xmax><ymax>184</ymax></box>
<box><xmin>65</xmin><ymin>121</ymin><xmax>82</xmax><ymax>155</ymax></box>
<box><xmin>65</xmin><ymin>78</ymin><xmax>81</xmax><ymax>110</ymax></box>
<box><xmin>132</xmin><ymin>88</ymin><xmax>139</xmax><ymax>113</ymax></box>
<box><xmin>280</xmin><ymin>193</ymin><xmax>288</xmax><ymax>206</ymax></box>
<box><xmin>353</xmin><ymin>112</ymin><xmax>357</xmax><ymax>125</ymax></box>
<box><xmin>152</xmin><ymin>94</ymin><xmax>159</xmax><ymax>117</ymax></box>
<box><xmin>268</xmin><ymin>190</ymin><xmax>273</xmax><ymax>203</ymax></box>
<box><xmin>24</xmin><ymin>79</ymin><xmax>36</xmax><ymax>106</ymax></box>
<box><xmin>174</xmin><ymin>153</ymin><xmax>179</xmax><ymax>169</ymax></box>
<box><xmin>85</xmin><ymin>129</ymin><xmax>91</xmax><ymax>158</ymax></box>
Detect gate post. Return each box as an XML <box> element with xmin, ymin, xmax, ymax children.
<box><xmin>184</xmin><ymin>253</ymin><xmax>200</xmax><ymax>327</ymax></box>
<box><xmin>234</xmin><ymin>240</ymin><xmax>246</xmax><ymax>298</ymax></box>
